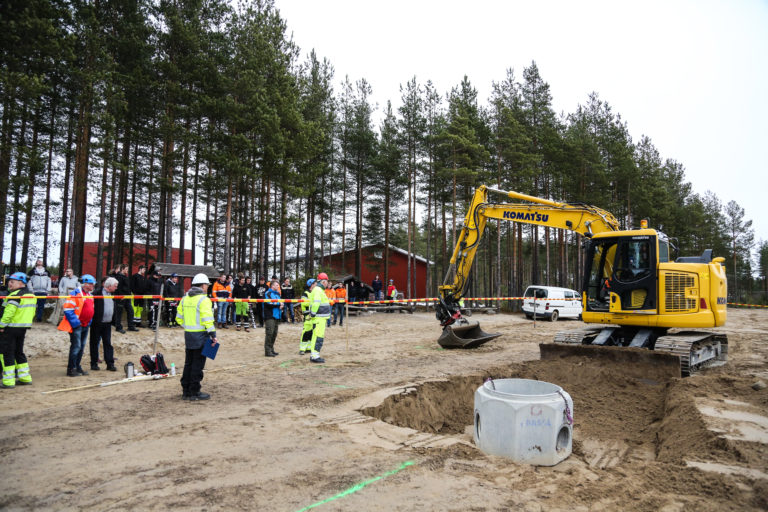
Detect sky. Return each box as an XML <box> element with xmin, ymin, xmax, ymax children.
<box><xmin>275</xmin><ymin>0</ymin><xmax>768</xmax><ymax>244</ymax></box>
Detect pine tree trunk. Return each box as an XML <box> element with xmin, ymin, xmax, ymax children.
<box><xmin>43</xmin><ymin>96</ymin><xmax>57</xmax><ymax>266</ymax></box>
<box><xmin>10</xmin><ymin>99</ymin><xmax>29</xmax><ymax>269</ymax></box>
<box><xmin>59</xmin><ymin>105</ymin><xmax>75</xmax><ymax>270</ymax></box>
<box><xmin>22</xmin><ymin>104</ymin><xmax>42</xmax><ymax>269</ymax></box>
<box><xmin>0</xmin><ymin>93</ymin><xmax>14</xmax><ymax>259</ymax></box>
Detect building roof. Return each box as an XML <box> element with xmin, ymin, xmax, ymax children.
<box><xmin>149</xmin><ymin>263</ymin><xmax>221</xmax><ymax>278</ymax></box>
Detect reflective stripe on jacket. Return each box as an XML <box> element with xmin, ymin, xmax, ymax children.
<box><xmin>177</xmin><ymin>290</ymin><xmax>216</xmax><ymax>333</ymax></box>
<box><xmin>0</xmin><ymin>289</ymin><xmax>36</xmax><ymax>328</ymax></box>
<box><xmin>57</xmin><ymin>289</ymin><xmax>93</xmax><ymax>333</ymax></box>
<box><xmin>310</xmin><ymin>285</ymin><xmax>332</xmax><ymax>318</ymax></box>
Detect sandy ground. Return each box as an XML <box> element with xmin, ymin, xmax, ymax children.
<box><xmin>2</xmin><ymin>307</ymin><xmax>767</xmax><ymax>511</ymax></box>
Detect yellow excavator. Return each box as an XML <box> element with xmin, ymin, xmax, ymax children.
<box><xmin>436</xmin><ymin>185</ymin><xmax>728</xmax><ymax>376</ymax></box>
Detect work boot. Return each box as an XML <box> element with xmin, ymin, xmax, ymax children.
<box><xmin>67</xmin><ymin>368</ymin><xmax>78</xmax><ymax>377</ymax></box>
<box><xmin>310</xmin><ymin>357</ymin><xmax>325</xmax><ymax>364</ymax></box>
<box><xmin>236</xmin><ymin>325</ymin><xmax>241</xmax><ymax>331</ymax></box>
<box><xmin>127</xmin><ymin>327</ymin><xmax>138</xmax><ymax>332</ymax></box>
<box><xmin>182</xmin><ymin>392</ymin><xmax>190</xmax><ymax>400</ymax></box>
<box><xmin>91</xmin><ymin>363</ymin><xmax>100</xmax><ymax>371</ymax></box>
<box><xmin>106</xmin><ymin>364</ymin><xmax>117</xmax><ymax>372</ymax></box>
<box><xmin>189</xmin><ymin>392</ymin><xmax>210</xmax><ymax>401</ymax></box>
<box><xmin>118</xmin><ymin>328</ymin><xmax>127</xmax><ymax>334</ymax></box>
<box><xmin>243</xmin><ymin>327</ymin><xmax>249</xmax><ymax>333</ymax></box>
<box><xmin>76</xmin><ymin>367</ymin><xmax>89</xmax><ymax>376</ymax></box>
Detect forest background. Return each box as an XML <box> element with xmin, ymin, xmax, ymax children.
<box><xmin>1</xmin><ymin>0</ymin><xmax>766</xmax><ymax>304</ymax></box>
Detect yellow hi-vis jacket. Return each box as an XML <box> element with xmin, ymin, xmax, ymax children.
<box><xmin>0</xmin><ymin>288</ymin><xmax>36</xmax><ymax>329</ymax></box>
<box><xmin>309</xmin><ymin>284</ymin><xmax>332</xmax><ymax>318</ymax></box>
<box><xmin>176</xmin><ymin>289</ymin><xmax>216</xmax><ymax>333</ymax></box>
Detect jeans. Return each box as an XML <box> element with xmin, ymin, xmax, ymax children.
<box><xmin>35</xmin><ymin>292</ymin><xmax>48</xmax><ymax>321</ymax></box>
<box><xmin>217</xmin><ymin>302</ymin><xmax>229</xmax><ymax>324</ymax></box>
<box><xmin>374</xmin><ymin>291</ymin><xmax>383</xmax><ymax>300</ymax></box>
<box><xmin>282</xmin><ymin>302</ymin><xmax>295</xmax><ymax>322</ymax></box>
<box><xmin>68</xmin><ymin>325</ymin><xmax>90</xmax><ymax>370</ymax></box>
<box><xmin>333</xmin><ymin>303</ymin><xmax>345</xmax><ymax>325</ymax></box>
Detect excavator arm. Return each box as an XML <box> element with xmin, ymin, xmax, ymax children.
<box><xmin>438</xmin><ymin>186</ymin><xmax>619</xmax><ymax>321</ymax></box>
<box><xmin>436</xmin><ymin>185</ymin><xmax>619</xmax><ymax>341</ymax></box>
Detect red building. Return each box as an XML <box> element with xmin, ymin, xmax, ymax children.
<box><xmin>322</xmin><ymin>244</ymin><xmax>430</xmax><ymax>298</ymax></box>
<box><xmin>66</xmin><ymin>242</ymin><xmax>193</xmax><ymax>279</ymax></box>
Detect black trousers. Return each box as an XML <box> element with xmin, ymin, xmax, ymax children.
<box><xmin>180</xmin><ymin>347</ymin><xmax>206</xmax><ymax>394</ymax></box>
<box><xmin>89</xmin><ymin>322</ymin><xmax>114</xmax><ymax>365</ymax></box>
<box><xmin>0</xmin><ymin>327</ymin><xmax>28</xmax><ymax>367</ymax></box>
<box><xmin>113</xmin><ymin>298</ymin><xmax>134</xmax><ymax>329</ymax></box>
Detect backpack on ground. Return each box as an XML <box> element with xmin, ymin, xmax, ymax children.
<box><xmin>139</xmin><ymin>353</ymin><xmax>170</xmax><ymax>375</ymax></box>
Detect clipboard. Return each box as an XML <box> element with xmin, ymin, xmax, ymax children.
<box><xmin>202</xmin><ymin>340</ymin><xmax>219</xmax><ymax>360</ymax></box>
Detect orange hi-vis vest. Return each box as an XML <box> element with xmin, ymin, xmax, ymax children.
<box><xmin>325</xmin><ymin>287</ymin><xmax>335</xmax><ymax>305</ymax></box>
<box><xmin>334</xmin><ymin>287</ymin><xmax>346</xmax><ymax>303</ymax></box>
<box><xmin>57</xmin><ymin>290</ymin><xmax>93</xmax><ymax>333</ymax></box>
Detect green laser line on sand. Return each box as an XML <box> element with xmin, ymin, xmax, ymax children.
<box><xmin>295</xmin><ymin>461</ymin><xmax>415</xmax><ymax>512</ymax></box>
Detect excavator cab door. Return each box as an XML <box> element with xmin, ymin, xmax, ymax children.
<box><xmin>586</xmin><ymin>236</ymin><xmax>657</xmax><ymax>312</ymax></box>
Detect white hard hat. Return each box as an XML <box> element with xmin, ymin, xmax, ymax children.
<box><xmin>192</xmin><ymin>273</ymin><xmax>210</xmax><ymax>285</ymax></box>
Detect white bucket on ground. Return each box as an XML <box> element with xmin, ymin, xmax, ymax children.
<box><xmin>474</xmin><ymin>378</ymin><xmax>573</xmax><ymax>466</ymax></box>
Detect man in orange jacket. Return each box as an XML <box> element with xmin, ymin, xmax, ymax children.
<box><xmin>332</xmin><ymin>284</ymin><xmax>346</xmax><ymax>327</ymax></box>
<box><xmin>324</xmin><ymin>283</ymin><xmax>335</xmax><ymax>327</ymax></box>
<box><xmin>58</xmin><ymin>275</ymin><xmax>96</xmax><ymax>377</ymax></box>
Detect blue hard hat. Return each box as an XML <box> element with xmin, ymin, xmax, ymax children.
<box><xmin>306</xmin><ymin>278</ymin><xmax>316</xmax><ymax>287</ymax></box>
<box><xmin>9</xmin><ymin>272</ymin><xmax>28</xmax><ymax>284</ymax></box>
<box><xmin>81</xmin><ymin>274</ymin><xmax>96</xmax><ymax>284</ymax></box>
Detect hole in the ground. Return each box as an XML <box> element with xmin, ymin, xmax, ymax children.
<box><xmin>359</xmin><ymin>355</ymin><xmax>727</xmax><ymax>465</ymax></box>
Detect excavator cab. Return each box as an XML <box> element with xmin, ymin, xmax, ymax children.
<box><xmin>585</xmin><ymin>233</ymin><xmax>659</xmax><ymax>314</ymax></box>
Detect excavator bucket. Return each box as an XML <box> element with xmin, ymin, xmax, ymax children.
<box><xmin>438</xmin><ymin>320</ymin><xmax>502</xmax><ymax>349</ymax></box>
<box><xmin>538</xmin><ymin>343</ymin><xmax>682</xmax><ymax>380</ymax></box>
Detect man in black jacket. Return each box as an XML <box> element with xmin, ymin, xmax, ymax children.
<box><xmin>163</xmin><ymin>273</ymin><xmax>183</xmax><ymax>327</ymax></box>
<box><xmin>281</xmin><ymin>277</ymin><xmax>295</xmax><ymax>323</ymax></box>
<box><xmin>254</xmin><ymin>276</ymin><xmax>269</xmax><ymax>328</ymax></box>
<box><xmin>90</xmin><ymin>277</ymin><xmax>119</xmax><ymax>371</ymax></box>
<box><xmin>130</xmin><ymin>265</ymin><xmax>148</xmax><ymax>328</ymax></box>
<box><xmin>146</xmin><ymin>270</ymin><xmax>163</xmax><ymax>329</ymax></box>
<box><xmin>111</xmin><ymin>264</ymin><xmax>135</xmax><ymax>333</ymax></box>
<box><xmin>232</xmin><ymin>276</ymin><xmax>251</xmax><ymax>331</ymax></box>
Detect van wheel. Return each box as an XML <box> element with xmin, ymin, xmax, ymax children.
<box><xmin>525</xmin><ymin>313</ymin><xmax>533</xmax><ymax>319</ymax></box>
<box><xmin>550</xmin><ymin>310</ymin><xmax>559</xmax><ymax>322</ymax></box>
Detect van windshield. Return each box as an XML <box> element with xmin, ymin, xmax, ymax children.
<box><xmin>525</xmin><ymin>288</ymin><xmax>548</xmax><ymax>299</ymax></box>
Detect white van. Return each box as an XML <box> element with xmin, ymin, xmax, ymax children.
<box><xmin>522</xmin><ymin>285</ymin><xmax>582</xmax><ymax>322</ymax></box>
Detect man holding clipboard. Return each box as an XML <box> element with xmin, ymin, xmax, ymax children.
<box><xmin>177</xmin><ymin>273</ymin><xmax>218</xmax><ymax>401</ymax></box>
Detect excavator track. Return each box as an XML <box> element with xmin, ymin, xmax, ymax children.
<box><xmin>548</xmin><ymin>327</ymin><xmax>727</xmax><ymax>378</ymax></box>
<box><xmin>653</xmin><ymin>332</ymin><xmax>728</xmax><ymax>377</ymax></box>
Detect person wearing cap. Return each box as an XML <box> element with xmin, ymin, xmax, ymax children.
<box><xmin>58</xmin><ymin>274</ymin><xmax>96</xmax><ymax>377</ymax></box>
<box><xmin>299</xmin><ymin>278</ymin><xmax>315</xmax><ymax>354</ymax></box>
<box><xmin>0</xmin><ymin>272</ymin><xmax>36</xmax><ymax>388</ymax></box>
<box><xmin>281</xmin><ymin>277</ymin><xmax>295</xmax><ymax>323</ymax></box>
<box><xmin>163</xmin><ymin>273</ymin><xmax>183</xmax><ymax>327</ymax></box>
<box><xmin>212</xmin><ymin>274</ymin><xmax>232</xmax><ymax>329</ymax></box>
<box><xmin>307</xmin><ymin>273</ymin><xmax>332</xmax><ymax>363</ymax></box>
<box><xmin>130</xmin><ymin>265</ymin><xmax>149</xmax><ymax>328</ymax></box>
<box><xmin>176</xmin><ymin>273</ymin><xmax>217</xmax><ymax>401</ymax></box>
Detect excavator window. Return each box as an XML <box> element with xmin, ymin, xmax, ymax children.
<box><xmin>585</xmin><ymin>237</ymin><xmax>657</xmax><ymax>312</ymax></box>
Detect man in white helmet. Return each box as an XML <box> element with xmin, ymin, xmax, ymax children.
<box><xmin>176</xmin><ymin>273</ymin><xmax>217</xmax><ymax>401</ymax></box>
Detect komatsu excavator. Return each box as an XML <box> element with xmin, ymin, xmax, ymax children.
<box><xmin>436</xmin><ymin>185</ymin><xmax>728</xmax><ymax>376</ymax></box>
